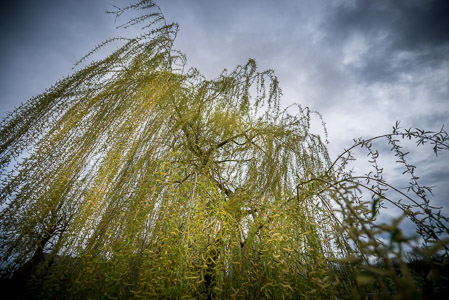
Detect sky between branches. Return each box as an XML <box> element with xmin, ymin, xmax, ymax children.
<box><xmin>1</xmin><ymin>0</ymin><xmax>448</xmax><ymax>222</ymax></box>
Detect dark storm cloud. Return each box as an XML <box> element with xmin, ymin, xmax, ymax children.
<box><xmin>325</xmin><ymin>0</ymin><xmax>449</xmax><ymax>82</ymax></box>
<box><xmin>329</xmin><ymin>0</ymin><xmax>449</xmax><ymax>50</ymax></box>
<box><xmin>0</xmin><ymin>0</ymin><xmax>112</xmax><ymax>116</ymax></box>
<box><xmin>0</xmin><ymin>0</ymin><xmax>108</xmax><ymax>57</ymax></box>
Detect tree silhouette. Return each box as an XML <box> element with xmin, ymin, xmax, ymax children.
<box><xmin>1</xmin><ymin>1</ymin><xmax>448</xmax><ymax>298</ymax></box>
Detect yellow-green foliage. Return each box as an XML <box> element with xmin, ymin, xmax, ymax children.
<box><xmin>1</xmin><ymin>1</ymin><xmax>448</xmax><ymax>299</ymax></box>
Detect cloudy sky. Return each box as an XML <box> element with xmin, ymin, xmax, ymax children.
<box><xmin>1</xmin><ymin>0</ymin><xmax>448</xmax><ymax>228</ymax></box>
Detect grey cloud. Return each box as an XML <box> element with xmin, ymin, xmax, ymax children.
<box><xmin>327</xmin><ymin>0</ymin><xmax>449</xmax><ymax>50</ymax></box>
<box><xmin>324</xmin><ymin>0</ymin><xmax>449</xmax><ymax>83</ymax></box>
<box><xmin>0</xmin><ymin>0</ymin><xmax>114</xmax><ymax>115</ymax></box>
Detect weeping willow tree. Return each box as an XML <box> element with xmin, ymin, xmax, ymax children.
<box><xmin>1</xmin><ymin>1</ymin><xmax>449</xmax><ymax>299</ymax></box>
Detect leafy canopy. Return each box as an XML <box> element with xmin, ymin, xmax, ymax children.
<box><xmin>1</xmin><ymin>1</ymin><xmax>448</xmax><ymax>298</ymax></box>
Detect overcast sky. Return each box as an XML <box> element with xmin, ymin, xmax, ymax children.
<box><xmin>1</xmin><ymin>0</ymin><xmax>448</xmax><ymax>231</ymax></box>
